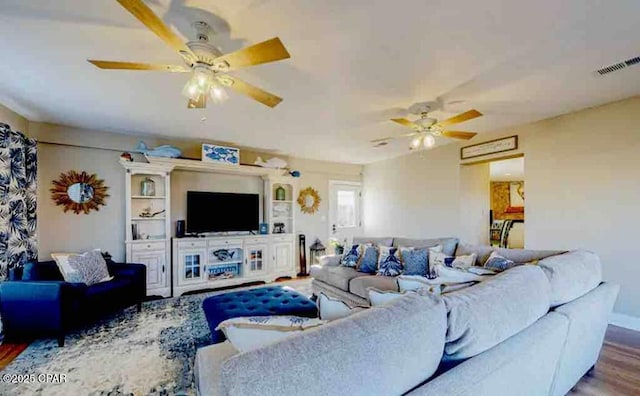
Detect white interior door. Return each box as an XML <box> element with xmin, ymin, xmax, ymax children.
<box><xmin>329</xmin><ymin>181</ymin><xmax>363</xmax><ymax>245</ymax></box>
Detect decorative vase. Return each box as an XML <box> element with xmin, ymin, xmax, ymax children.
<box><xmin>275</xmin><ymin>186</ymin><xmax>286</xmax><ymax>201</ymax></box>
<box><xmin>141</xmin><ymin>177</ymin><xmax>156</xmax><ymax>196</ymax></box>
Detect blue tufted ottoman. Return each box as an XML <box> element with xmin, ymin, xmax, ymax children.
<box><xmin>202</xmin><ymin>285</ymin><xmax>318</xmax><ymax>343</ymax></box>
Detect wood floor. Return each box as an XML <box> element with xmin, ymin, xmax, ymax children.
<box><xmin>571</xmin><ymin>325</ymin><xmax>640</xmax><ymax>395</ymax></box>
<box><xmin>0</xmin><ymin>325</ymin><xmax>638</xmax><ymax>394</ymax></box>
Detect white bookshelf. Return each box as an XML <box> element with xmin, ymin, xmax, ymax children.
<box><xmin>121</xmin><ymin>160</ymin><xmax>175</xmax><ymax>297</ymax></box>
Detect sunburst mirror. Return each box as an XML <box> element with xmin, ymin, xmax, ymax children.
<box><xmin>50</xmin><ymin>171</ymin><xmax>109</xmax><ymax>214</ymax></box>
<box><xmin>297</xmin><ymin>187</ymin><xmax>321</xmax><ymax>214</ymax></box>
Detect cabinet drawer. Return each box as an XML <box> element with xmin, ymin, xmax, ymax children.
<box><xmin>271</xmin><ymin>235</ymin><xmax>293</xmax><ymax>243</ymax></box>
<box><xmin>178</xmin><ymin>240</ymin><xmax>207</xmax><ymax>249</ymax></box>
<box><xmin>244</xmin><ymin>237</ymin><xmax>266</xmax><ymax>245</ymax></box>
<box><xmin>131</xmin><ymin>241</ymin><xmax>166</xmax><ymax>251</ymax></box>
<box><xmin>208</xmin><ymin>239</ymin><xmax>242</xmax><ymax>247</ymax></box>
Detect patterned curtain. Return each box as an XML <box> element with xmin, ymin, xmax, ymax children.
<box><xmin>0</xmin><ymin>123</ymin><xmax>37</xmax><ymax>279</ymax></box>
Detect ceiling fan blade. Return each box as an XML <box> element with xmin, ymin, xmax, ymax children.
<box><xmin>370</xmin><ymin>132</ymin><xmax>417</xmax><ymax>143</ymax></box>
<box><xmin>434</xmin><ymin>109</ymin><xmax>482</xmax><ymax>128</ymax></box>
<box><xmin>441</xmin><ymin>130</ymin><xmax>478</xmax><ymax>140</ymax></box>
<box><xmin>213</xmin><ymin>37</ymin><xmax>290</xmax><ymax>71</ymax></box>
<box><xmin>187</xmin><ymin>95</ymin><xmax>207</xmax><ymax>109</ymax></box>
<box><xmin>116</xmin><ymin>0</ymin><xmax>196</xmax><ymax>62</ymax></box>
<box><xmin>391</xmin><ymin>118</ymin><xmax>421</xmax><ymax>130</ymax></box>
<box><xmin>222</xmin><ymin>76</ymin><xmax>283</xmax><ymax>108</ymax></box>
<box><xmin>88</xmin><ymin>60</ymin><xmax>190</xmax><ymax>72</ymax></box>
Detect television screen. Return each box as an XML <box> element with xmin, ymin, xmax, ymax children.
<box><xmin>187</xmin><ymin>191</ymin><xmax>259</xmax><ymax>233</ymax></box>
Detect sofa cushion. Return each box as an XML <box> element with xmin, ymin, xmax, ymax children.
<box><xmin>394</xmin><ymin>237</ymin><xmax>459</xmax><ymax>256</ymax></box>
<box><xmin>455</xmin><ymin>243</ymin><xmax>564</xmax><ymax>265</ymax></box>
<box><xmin>220</xmin><ymin>293</ymin><xmax>447</xmax><ymax>396</ymax></box>
<box><xmin>313</xmin><ymin>265</ymin><xmax>362</xmax><ymax>292</ymax></box>
<box><xmin>21</xmin><ymin>261</ymin><xmax>64</xmax><ymax>281</ymax></box>
<box><xmin>349</xmin><ymin>275</ymin><xmax>399</xmax><ymax>298</ymax></box>
<box><xmin>195</xmin><ymin>341</ymin><xmax>238</xmax><ymax>396</ymax></box>
<box><xmin>85</xmin><ymin>278</ymin><xmax>133</xmax><ymax>300</ymax></box>
<box><xmin>442</xmin><ymin>265</ymin><xmax>551</xmax><ymax>362</ymax></box>
<box><xmin>537</xmin><ymin>250</ymin><xmax>602</xmax><ymax>307</ymax></box>
<box><xmin>353</xmin><ymin>236</ymin><xmax>393</xmax><ymax>247</ymax></box>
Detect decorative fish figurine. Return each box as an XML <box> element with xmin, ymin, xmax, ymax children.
<box><xmin>135</xmin><ymin>141</ymin><xmax>182</xmax><ymax>158</ymax></box>
<box><xmin>254</xmin><ymin>156</ymin><xmax>288</xmax><ymax>169</ymax></box>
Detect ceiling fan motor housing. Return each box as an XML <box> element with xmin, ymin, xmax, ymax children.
<box><xmin>186</xmin><ymin>21</ymin><xmax>226</xmax><ymax>69</ymax></box>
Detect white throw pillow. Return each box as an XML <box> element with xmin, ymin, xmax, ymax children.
<box><xmin>397</xmin><ymin>276</ymin><xmax>442</xmax><ymax>295</ymax></box>
<box><xmin>317</xmin><ymin>293</ymin><xmax>365</xmax><ymax>321</ymax></box>
<box><xmin>430</xmin><ymin>252</ymin><xmax>477</xmax><ymax>269</ymax></box>
<box><xmin>53</xmin><ymin>249</ymin><xmax>113</xmax><ymax>285</ymax></box>
<box><xmin>215</xmin><ymin>316</ymin><xmax>326</xmax><ymax>353</ymax></box>
<box><xmin>51</xmin><ymin>252</ymin><xmax>81</xmax><ymax>282</ymax></box>
<box><xmin>367</xmin><ymin>288</ymin><xmax>405</xmax><ymax>306</ymax></box>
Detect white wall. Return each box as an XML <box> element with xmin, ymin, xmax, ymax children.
<box><xmin>459</xmin><ymin>163</ymin><xmax>490</xmax><ymax>245</ymax></box>
<box><xmin>0</xmin><ymin>103</ymin><xmax>28</xmax><ymax>133</ymax></box>
<box><xmin>363</xmin><ymin>95</ymin><xmax>640</xmax><ymax>318</ymax></box>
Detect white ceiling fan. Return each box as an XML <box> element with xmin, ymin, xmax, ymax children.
<box><xmin>88</xmin><ymin>0</ymin><xmax>291</xmax><ymax>109</ymax></box>
<box><xmin>371</xmin><ymin>102</ymin><xmax>482</xmax><ymax>150</ymax></box>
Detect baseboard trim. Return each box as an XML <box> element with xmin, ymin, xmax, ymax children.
<box><xmin>609</xmin><ymin>313</ymin><xmax>640</xmax><ymax>331</ymax></box>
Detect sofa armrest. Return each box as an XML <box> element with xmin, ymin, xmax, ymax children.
<box><xmin>0</xmin><ymin>281</ymin><xmax>75</xmax><ymax>335</ymax></box>
<box><xmin>108</xmin><ymin>262</ymin><xmax>146</xmax><ymax>300</ymax></box>
<box><xmin>318</xmin><ymin>254</ymin><xmax>342</xmax><ymax>267</ymax></box>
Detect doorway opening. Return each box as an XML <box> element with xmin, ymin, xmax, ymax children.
<box><xmin>328</xmin><ymin>181</ymin><xmax>362</xmax><ymax>246</ymax></box>
<box><xmin>489</xmin><ymin>157</ymin><xmax>525</xmax><ymax>248</ymax></box>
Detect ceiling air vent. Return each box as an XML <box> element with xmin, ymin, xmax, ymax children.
<box><xmin>596</xmin><ymin>56</ymin><xmax>640</xmax><ymax>76</ymax></box>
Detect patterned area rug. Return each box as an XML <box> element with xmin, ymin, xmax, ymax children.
<box><xmin>0</xmin><ymin>279</ymin><xmax>312</xmax><ymax>396</ymax></box>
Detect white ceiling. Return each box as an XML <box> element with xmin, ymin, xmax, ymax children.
<box><xmin>490</xmin><ymin>157</ymin><xmax>524</xmax><ymax>182</ymax></box>
<box><xmin>1</xmin><ymin>0</ymin><xmax>640</xmax><ymax>164</ymax></box>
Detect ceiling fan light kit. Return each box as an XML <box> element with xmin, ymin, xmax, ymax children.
<box><xmin>89</xmin><ymin>0</ymin><xmax>291</xmax><ymax>109</ymax></box>
<box><xmin>373</xmin><ymin>102</ymin><xmax>482</xmax><ymax>151</ymax></box>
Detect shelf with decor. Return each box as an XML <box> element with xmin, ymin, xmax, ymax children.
<box><xmin>121</xmin><ymin>160</ymin><xmax>175</xmax><ymax>298</ymax></box>
<box><xmin>265</xmin><ymin>177</ymin><xmax>297</xmax><ymax>236</ymax></box>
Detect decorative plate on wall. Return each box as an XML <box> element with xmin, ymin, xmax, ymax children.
<box><xmin>50</xmin><ymin>171</ymin><xmax>109</xmax><ymax>214</ymax></box>
<box><xmin>297</xmin><ymin>187</ymin><xmax>321</xmax><ymax>214</ymax></box>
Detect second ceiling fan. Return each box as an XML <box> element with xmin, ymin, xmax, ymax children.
<box><xmin>372</xmin><ymin>103</ymin><xmax>482</xmax><ymax>150</ymax></box>
<box><xmin>89</xmin><ymin>0</ymin><xmax>291</xmax><ymax>109</ymax></box>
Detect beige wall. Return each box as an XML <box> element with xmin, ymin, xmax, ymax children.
<box><xmin>288</xmin><ymin>157</ymin><xmax>362</xmax><ymax>259</ymax></box>
<box><xmin>363</xmin><ymin>95</ymin><xmax>640</xmax><ymax>318</ymax></box>
<box><xmin>363</xmin><ymin>144</ymin><xmax>462</xmax><ymax>238</ymax></box>
<box><xmin>0</xmin><ymin>103</ymin><xmax>28</xmax><ymax>133</ymax></box>
<box><xmin>31</xmin><ymin>121</ymin><xmax>363</xmax><ymax>266</ymax></box>
<box><xmin>37</xmin><ymin>143</ymin><xmax>126</xmax><ymax>261</ymax></box>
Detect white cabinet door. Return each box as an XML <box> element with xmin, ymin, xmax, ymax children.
<box><xmin>272</xmin><ymin>242</ymin><xmax>294</xmax><ymax>273</ymax></box>
<box><xmin>178</xmin><ymin>249</ymin><xmax>206</xmax><ymax>284</ymax></box>
<box><xmin>244</xmin><ymin>243</ymin><xmax>268</xmax><ymax>277</ymax></box>
<box><xmin>131</xmin><ymin>249</ymin><xmax>166</xmax><ymax>290</ymax></box>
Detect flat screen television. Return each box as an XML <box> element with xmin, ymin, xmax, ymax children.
<box><xmin>187</xmin><ymin>191</ymin><xmax>259</xmax><ymax>233</ymax></box>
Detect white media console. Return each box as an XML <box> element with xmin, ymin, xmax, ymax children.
<box><xmin>121</xmin><ymin>156</ymin><xmax>298</xmax><ymax>297</ymax></box>
<box><xmin>172</xmin><ymin>234</ymin><xmax>295</xmax><ymax>296</ymax></box>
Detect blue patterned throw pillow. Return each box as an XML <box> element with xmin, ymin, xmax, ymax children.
<box><xmin>484</xmin><ymin>251</ymin><xmax>517</xmax><ymax>272</ymax></box>
<box><xmin>341</xmin><ymin>244</ymin><xmax>363</xmax><ymax>267</ymax></box>
<box><xmin>377</xmin><ymin>246</ymin><xmax>403</xmax><ymax>276</ymax></box>
<box><xmin>400</xmin><ymin>248</ymin><xmax>429</xmax><ymax>276</ymax></box>
<box><xmin>356</xmin><ymin>245</ymin><xmax>379</xmax><ymax>274</ymax></box>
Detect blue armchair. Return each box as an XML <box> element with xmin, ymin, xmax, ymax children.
<box><xmin>0</xmin><ymin>260</ymin><xmax>146</xmax><ymax>346</ymax></box>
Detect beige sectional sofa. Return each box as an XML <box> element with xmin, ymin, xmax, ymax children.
<box><xmin>195</xmin><ymin>236</ymin><xmax>618</xmax><ymax>396</ymax></box>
